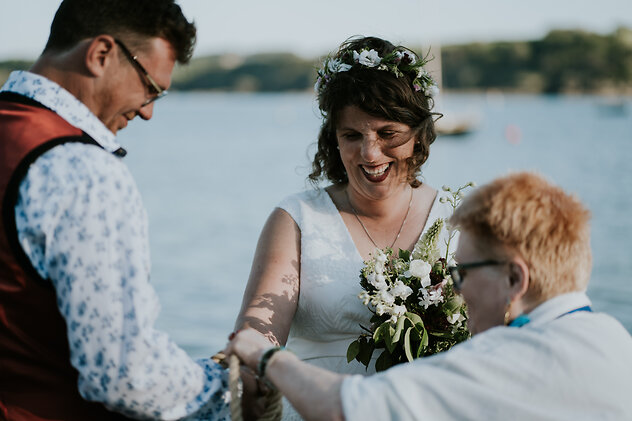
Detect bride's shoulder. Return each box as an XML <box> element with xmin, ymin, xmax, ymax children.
<box><xmin>277</xmin><ymin>187</ymin><xmax>333</xmax><ymax>215</ymax></box>
<box><xmin>278</xmin><ymin>187</ymin><xmax>328</xmax><ymax>205</ymax></box>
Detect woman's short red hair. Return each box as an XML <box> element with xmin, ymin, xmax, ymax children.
<box><xmin>450</xmin><ymin>172</ymin><xmax>592</xmax><ymax>301</ymax></box>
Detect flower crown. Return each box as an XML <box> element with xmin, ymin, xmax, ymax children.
<box><xmin>315</xmin><ymin>48</ymin><xmax>439</xmax><ymax>97</ymax></box>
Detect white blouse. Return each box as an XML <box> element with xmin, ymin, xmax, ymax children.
<box><xmin>342</xmin><ymin>291</ymin><xmax>632</xmax><ymax>421</ymax></box>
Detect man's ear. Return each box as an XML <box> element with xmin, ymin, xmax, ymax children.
<box><xmin>84</xmin><ymin>35</ymin><xmax>117</xmax><ymax>77</ymax></box>
<box><xmin>508</xmin><ymin>256</ymin><xmax>529</xmax><ymax>300</ymax></box>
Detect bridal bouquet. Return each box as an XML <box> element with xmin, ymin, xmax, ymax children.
<box><xmin>347</xmin><ymin>184</ymin><xmax>473</xmax><ymax>371</ymax></box>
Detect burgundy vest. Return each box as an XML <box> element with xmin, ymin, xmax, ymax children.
<box><xmin>0</xmin><ymin>93</ymin><xmax>129</xmax><ymax>420</ymax></box>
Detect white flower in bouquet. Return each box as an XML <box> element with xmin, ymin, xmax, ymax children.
<box><xmin>376</xmin><ymin>303</ymin><xmax>388</xmax><ymax>316</ymax></box>
<box><xmin>391</xmin><ymin>280</ymin><xmax>413</xmax><ymax>300</ymax></box>
<box><xmin>393</xmin><ymin>260</ymin><xmax>407</xmax><ymax>272</ymax></box>
<box><xmin>448</xmin><ymin>312</ymin><xmax>466</xmax><ymax>325</ymax></box>
<box><xmin>374</xmin><ymin>249</ymin><xmax>388</xmax><ymax>264</ymax></box>
<box><xmin>359</xmin><ymin>291</ymin><xmax>371</xmax><ymax>305</ymax></box>
<box><xmin>353</xmin><ymin>49</ymin><xmax>382</xmax><ymax>67</ymax></box>
<box><xmin>378</xmin><ymin>290</ymin><xmax>396</xmax><ymax>306</ymax></box>
<box><xmin>391</xmin><ymin>304</ymin><xmax>407</xmax><ymax>317</ymax></box>
<box><xmin>370</xmin><ymin>273</ymin><xmax>388</xmax><ymax>290</ymax></box>
<box><xmin>386</xmin><ymin>304</ymin><xmax>407</xmax><ymax>323</ymax></box>
<box><xmin>419</xmin><ymin>286</ymin><xmax>445</xmax><ymax>309</ymax></box>
<box><xmin>405</xmin><ymin>259</ymin><xmax>432</xmax><ymax>285</ymax></box>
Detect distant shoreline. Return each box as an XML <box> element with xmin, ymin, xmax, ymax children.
<box><xmin>2</xmin><ymin>27</ymin><xmax>631</xmax><ymax>95</ymax></box>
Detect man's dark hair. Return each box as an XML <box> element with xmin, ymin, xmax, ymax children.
<box><xmin>43</xmin><ymin>0</ymin><xmax>196</xmax><ymax>64</ymax></box>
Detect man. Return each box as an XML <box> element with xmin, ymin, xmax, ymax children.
<box><xmin>227</xmin><ymin>172</ymin><xmax>632</xmax><ymax>421</ymax></box>
<box><xmin>0</xmin><ymin>1</ymin><xmax>229</xmax><ymax>419</ymax></box>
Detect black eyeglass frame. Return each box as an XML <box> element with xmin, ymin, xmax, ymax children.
<box><xmin>114</xmin><ymin>39</ymin><xmax>168</xmax><ymax>106</ymax></box>
<box><xmin>448</xmin><ymin>260</ymin><xmax>507</xmax><ymax>290</ymax></box>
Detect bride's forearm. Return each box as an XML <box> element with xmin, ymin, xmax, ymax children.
<box><xmin>265</xmin><ymin>351</ymin><xmax>346</xmax><ymax>421</ymax></box>
<box><xmin>234</xmin><ymin>314</ymin><xmax>283</xmax><ymax>346</ymax></box>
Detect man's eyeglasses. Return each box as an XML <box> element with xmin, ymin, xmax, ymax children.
<box><xmin>448</xmin><ymin>260</ymin><xmax>506</xmax><ymax>290</ymax></box>
<box><xmin>114</xmin><ymin>39</ymin><xmax>168</xmax><ymax>106</ymax></box>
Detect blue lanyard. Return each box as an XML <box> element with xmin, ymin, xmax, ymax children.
<box><xmin>509</xmin><ymin>305</ymin><xmax>592</xmax><ymax>328</ymax></box>
<box><xmin>560</xmin><ymin>305</ymin><xmax>592</xmax><ymax>317</ymax></box>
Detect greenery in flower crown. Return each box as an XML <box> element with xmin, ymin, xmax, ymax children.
<box><xmin>314</xmin><ymin>48</ymin><xmax>439</xmax><ymax>98</ymax></box>
<box><xmin>347</xmin><ymin>182</ymin><xmax>475</xmax><ymax>372</ymax></box>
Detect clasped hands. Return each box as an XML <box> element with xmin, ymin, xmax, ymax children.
<box><xmin>222</xmin><ymin>329</ymin><xmax>283</xmax><ymax>419</ymax></box>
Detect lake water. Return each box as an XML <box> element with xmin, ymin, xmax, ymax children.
<box><xmin>118</xmin><ymin>91</ymin><xmax>632</xmax><ymax>357</ymax></box>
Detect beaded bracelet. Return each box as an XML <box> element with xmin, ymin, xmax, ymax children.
<box><xmin>257</xmin><ymin>345</ymin><xmax>286</xmax><ymax>379</ymax></box>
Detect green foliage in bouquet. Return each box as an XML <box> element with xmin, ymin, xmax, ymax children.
<box><xmin>347</xmin><ymin>183</ymin><xmax>474</xmax><ymax>372</ymax></box>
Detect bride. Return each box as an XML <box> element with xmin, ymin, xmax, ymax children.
<box><xmin>234</xmin><ymin>36</ymin><xmax>453</xmax><ymax>419</ymax></box>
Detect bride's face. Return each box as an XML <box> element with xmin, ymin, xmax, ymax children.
<box><xmin>335</xmin><ymin>105</ymin><xmax>415</xmax><ymax>201</ymax></box>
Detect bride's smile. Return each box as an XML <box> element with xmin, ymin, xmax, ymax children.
<box><xmin>336</xmin><ymin>105</ymin><xmax>415</xmax><ymax>201</ymax></box>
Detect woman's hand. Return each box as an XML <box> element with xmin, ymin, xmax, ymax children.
<box><xmin>225</xmin><ymin>328</ymin><xmax>275</xmax><ymax>372</ymax></box>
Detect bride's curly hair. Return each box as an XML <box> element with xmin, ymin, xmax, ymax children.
<box><xmin>309</xmin><ymin>36</ymin><xmax>439</xmax><ymax>188</ymax></box>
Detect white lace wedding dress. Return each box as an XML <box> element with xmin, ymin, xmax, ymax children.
<box><xmin>276</xmin><ymin>187</ymin><xmax>453</xmax><ymax>420</ymax></box>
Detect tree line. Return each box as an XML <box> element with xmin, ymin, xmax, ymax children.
<box><xmin>2</xmin><ymin>28</ymin><xmax>630</xmax><ymax>94</ymax></box>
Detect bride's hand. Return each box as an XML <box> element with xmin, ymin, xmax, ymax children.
<box><xmin>225</xmin><ymin>329</ymin><xmax>275</xmax><ymax>372</ymax></box>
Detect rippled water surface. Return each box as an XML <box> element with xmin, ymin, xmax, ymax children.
<box><xmin>118</xmin><ymin>92</ymin><xmax>632</xmax><ymax>356</ymax></box>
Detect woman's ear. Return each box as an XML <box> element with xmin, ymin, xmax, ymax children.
<box><xmin>84</xmin><ymin>35</ymin><xmax>117</xmax><ymax>77</ymax></box>
<box><xmin>508</xmin><ymin>256</ymin><xmax>529</xmax><ymax>300</ymax></box>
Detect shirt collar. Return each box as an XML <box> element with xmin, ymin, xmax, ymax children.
<box><xmin>526</xmin><ymin>291</ymin><xmax>592</xmax><ymax>327</ymax></box>
<box><xmin>1</xmin><ymin>70</ymin><xmax>123</xmax><ymax>154</ymax></box>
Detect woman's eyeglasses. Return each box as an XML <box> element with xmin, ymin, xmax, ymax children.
<box><xmin>114</xmin><ymin>39</ymin><xmax>168</xmax><ymax>106</ymax></box>
<box><xmin>448</xmin><ymin>260</ymin><xmax>506</xmax><ymax>290</ymax></box>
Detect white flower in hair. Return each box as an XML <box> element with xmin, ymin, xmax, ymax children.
<box><xmin>417</xmin><ymin>67</ymin><xmax>430</xmax><ymax>79</ymax></box>
<box><xmin>328</xmin><ymin>58</ymin><xmax>352</xmax><ymax>73</ymax></box>
<box><xmin>353</xmin><ymin>49</ymin><xmax>382</xmax><ymax>67</ymax></box>
<box><xmin>395</xmin><ymin>50</ymin><xmax>416</xmax><ymax>65</ymax></box>
<box><xmin>426</xmin><ymin>84</ymin><xmax>440</xmax><ymax>98</ymax></box>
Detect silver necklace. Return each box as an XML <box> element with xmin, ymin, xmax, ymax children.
<box><xmin>346</xmin><ymin>187</ymin><xmax>414</xmax><ymax>249</ymax></box>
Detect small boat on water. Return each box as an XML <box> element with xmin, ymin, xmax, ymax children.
<box><xmin>425</xmin><ymin>44</ymin><xmax>479</xmax><ymax>137</ymax></box>
<box><xmin>435</xmin><ymin>112</ymin><xmax>478</xmax><ymax>136</ymax></box>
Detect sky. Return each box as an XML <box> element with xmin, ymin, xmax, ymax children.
<box><xmin>1</xmin><ymin>0</ymin><xmax>631</xmax><ymax>61</ymax></box>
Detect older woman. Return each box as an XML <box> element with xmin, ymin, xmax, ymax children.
<box><xmin>227</xmin><ymin>172</ymin><xmax>632</xmax><ymax>421</ymax></box>
<box><xmin>233</xmin><ymin>36</ymin><xmax>450</xmax><ymax>418</ymax></box>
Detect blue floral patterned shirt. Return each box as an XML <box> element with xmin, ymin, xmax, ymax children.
<box><xmin>1</xmin><ymin>71</ymin><xmax>230</xmax><ymax>420</ymax></box>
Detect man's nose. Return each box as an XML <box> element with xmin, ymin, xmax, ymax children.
<box><xmin>138</xmin><ymin>102</ymin><xmax>154</xmax><ymax>120</ymax></box>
